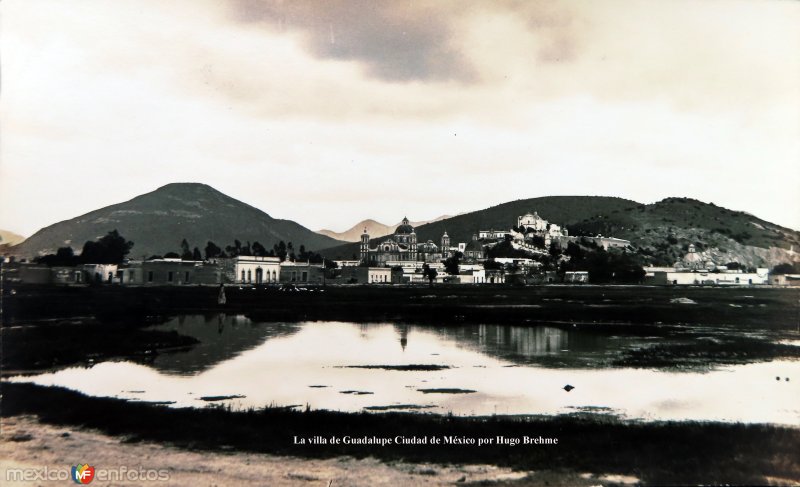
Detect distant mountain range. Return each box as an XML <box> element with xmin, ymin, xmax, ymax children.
<box><xmin>0</xmin><ymin>229</ymin><xmax>26</xmax><ymax>246</ymax></box>
<box><xmin>319</xmin><ymin>196</ymin><xmax>800</xmax><ymax>269</ymax></box>
<box><xmin>9</xmin><ymin>183</ymin><xmax>345</xmax><ymax>259</ymax></box>
<box><xmin>317</xmin><ymin>215</ymin><xmax>453</xmax><ymax>242</ymax></box>
<box><xmin>6</xmin><ymin>185</ymin><xmax>799</xmax><ymax>269</ymax></box>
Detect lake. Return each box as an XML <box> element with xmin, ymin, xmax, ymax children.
<box><xmin>10</xmin><ymin>314</ymin><xmax>800</xmax><ymax>425</ymax></box>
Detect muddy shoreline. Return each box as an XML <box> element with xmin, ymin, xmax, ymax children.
<box><xmin>2</xmin><ymin>382</ymin><xmax>799</xmax><ymax>485</ymax></box>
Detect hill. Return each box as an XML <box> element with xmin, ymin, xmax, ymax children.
<box><xmin>320</xmin><ymin>196</ymin><xmax>640</xmax><ymax>260</ymax></box>
<box><xmin>0</xmin><ymin>229</ymin><xmax>26</xmax><ymax>246</ymax></box>
<box><xmin>10</xmin><ymin>183</ymin><xmax>345</xmax><ymax>259</ymax></box>
<box><xmin>317</xmin><ymin>215</ymin><xmax>453</xmax><ymax>242</ymax></box>
<box><xmin>565</xmin><ymin>197</ymin><xmax>800</xmax><ymax>267</ymax></box>
<box><xmin>317</xmin><ymin>219</ymin><xmax>394</xmax><ymax>242</ymax></box>
<box><xmin>320</xmin><ymin>196</ymin><xmax>800</xmax><ymax>268</ymax></box>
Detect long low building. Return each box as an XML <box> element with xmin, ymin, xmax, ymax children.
<box><xmin>341</xmin><ymin>266</ymin><xmax>393</xmax><ymax>284</ymax></box>
<box><xmin>645</xmin><ymin>268</ymin><xmax>770</xmax><ymax>286</ymax></box>
<box><xmin>6</xmin><ymin>257</ymin><xmax>329</xmax><ymax>286</ymax></box>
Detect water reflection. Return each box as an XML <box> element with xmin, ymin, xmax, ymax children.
<box><xmin>147</xmin><ymin>314</ymin><xmax>301</xmax><ymax>374</ymax></box>
<box><xmin>9</xmin><ymin>316</ymin><xmax>800</xmax><ymax>425</ymax></box>
<box><xmin>431</xmin><ymin>325</ymin><xmax>618</xmax><ymax>367</ymax></box>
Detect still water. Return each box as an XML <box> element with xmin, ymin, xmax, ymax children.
<box><xmin>11</xmin><ymin>315</ymin><xmax>800</xmax><ymax>425</ymax></box>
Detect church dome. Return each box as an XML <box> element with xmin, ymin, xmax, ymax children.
<box><xmin>395</xmin><ymin>217</ymin><xmax>414</xmax><ymax>235</ymax></box>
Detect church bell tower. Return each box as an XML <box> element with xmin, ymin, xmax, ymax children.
<box><xmin>441</xmin><ymin>231</ymin><xmax>450</xmax><ymax>258</ymax></box>
<box><xmin>360</xmin><ymin>228</ymin><xmax>370</xmax><ymax>263</ymax></box>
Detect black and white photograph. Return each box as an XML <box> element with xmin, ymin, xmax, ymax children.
<box><xmin>1</xmin><ymin>1</ymin><xmax>799</xmax><ymax>485</ymax></box>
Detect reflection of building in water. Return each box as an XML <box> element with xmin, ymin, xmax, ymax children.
<box><xmin>477</xmin><ymin>326</ymin><xmax>569</xmax><ymax>356</ymax></box>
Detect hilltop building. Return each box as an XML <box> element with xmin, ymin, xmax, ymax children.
<box><xmin>478</xmin><ymin>212</ymin><xmax>570</xmax><ymax>251</ymax></box>
<box><xmin>517</xmin><ymin>212</ymin><xmax>549</xmax><ymax>232</ymax></box>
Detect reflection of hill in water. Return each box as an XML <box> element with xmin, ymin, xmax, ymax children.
<box><xmin>149</xmin><ymin>314</ymin><xmax>301</xmax><ymax>374</ymax></box>
<box><xmin>426</xmin><ymin>325</ymin><xmax>619</xmax><ymax>368</ymax></box>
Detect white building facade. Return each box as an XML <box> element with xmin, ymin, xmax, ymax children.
<box><xmin>233</xmin><ymin>256</ymin><xmax>281</xmax><ymax>284</ymax></box>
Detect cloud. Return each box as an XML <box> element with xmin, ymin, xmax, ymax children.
<box><xmin>226</xmin><ymin>0</ymin><xmax>476</xmax><ymax>82</ymax></box>
<box><xmin>0</xmin><ymin>0</ymin><xmax>798</xmax><ymax>235</ymax></box>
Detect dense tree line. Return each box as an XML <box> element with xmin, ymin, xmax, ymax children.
<box><xmin>559</xmin><ymin>241</ymin><xmax>645</xmax><ymax>283</ymax></box>
<box><xmin>36</xmin><ymin>230</ymin><xmax>134</xmax><ymax>266</ymax></box>
<box><xmin>161</xmin><ymin>238</ymin><xmax>330</xmax><ymax>264</ymax></box>
<box><xmin>772</xmin><ymin>262</ymin><xmax>800</xmax><ymax>275</ymax></box>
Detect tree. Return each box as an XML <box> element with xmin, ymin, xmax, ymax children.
<box><xmin>180</xmin><ymin>239</ymin><xmax>192</xmax><ymax>260</ymax></box>
<box><xmin>772</xmin><ymin>262</ymin><xmax>800</xmax><ymax>275</ymax></box>
<box><xmin>79</xmin><ymin>230</ymin><xmax>133</xmax><ymax>264</ymax></box>
<box><xmin>274</xmin><ymin>241</ymin><xmax>287</xmax><ymax>261</ymax></box>
<box><xmin>225</xmin><ymin>240</ymin><xmax>243</xmax><ymax>257</ymax></box>
<box><xmin>422</xmin><ymin>263</ymin><xmax>438</xmax><ymax>287</ymax></box>
<box><xmin>205</xmin><ymin>241</ymin><xmax>223</xmax><ymax>259</ymax></box>
<box><xmin>560</xmin><ymin>245</ymin><xmax>645</xmax><ymax>284</ymax></box>
<box><xmin>35</xmin><ymin>246</ymin><xmax>79</xmax><ymax>266</ymax></box>
<box><xmin>164</xmin><ymin>252</ymin><xmax>180</xmax><ymax>259</ymax></box>
<box><xmin>240</xmin><ymin>241</ymin><xmax>252</xmax><ymax>256</ymax></box>
<box><xmin>252</xmin><ymin>241</ymin><xmax>267</xmax><ymax>257</ymax></box>
<box><xmin>444</xmin><ymin>251</ymin><xmax>462</xmax><ymax>275</ymax></box>
<box><xmin>487</xmin><ymin>240</ymin><xmax>529</xmax><ymax>259</ymax></box>
<box><xmin>549</xmin><ymin>242</ymin><xmax>560</xmax><ymax>259</ymax></box>
<box><xmin>564</xmin><ymin>241</ymin><xmax>584</xmax><ymax>260</ymax></box>
<box><xmin>192</xmin><ymin>247</ymin><xmax>202</xmax><ymax>261</ymax></box>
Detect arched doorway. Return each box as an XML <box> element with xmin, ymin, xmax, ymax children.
<box><xmin>255</xmin><ymin>267</ymin><xmax>263</xmax><ymax>284</ymax></box>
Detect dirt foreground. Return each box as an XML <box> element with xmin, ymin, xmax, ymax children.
<box><xmin>0</xmin><ymin>416</ymin><xmax>639</xmax><ymax>486</ymax></box>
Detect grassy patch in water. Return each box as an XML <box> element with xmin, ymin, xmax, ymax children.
<box><xmin>1</xmin><ymin>323</ymin><xmax>198</xmax><ymax>371</ymax></box>
<box><xmin>339</xmin><ymin>364</ymin><xmax>451</xmax><ymax>371</ymax></box>
<box><xmin>363</xmin><ymin>404</ymin><xmax>436</xmax><ymax>411</ymax></box>
<box><xmin>613</xmin><ymin>336</ymin><xmax>800</xmax><ymax>368</ymax></box>
<box><xmin>199</xmin><ymin>395</ymin><xmax>246</xmax><ymax>402</ymax></box>
<box><xmin>417</xmin><ymin>388</ymin><xmax>477</xmax><ymax>394</ymax></box>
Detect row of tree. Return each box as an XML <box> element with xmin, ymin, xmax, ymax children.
<box><xmin>35</xmin><ymin>231</ymin><xmax>330</xmax><ymax>267</ymax></box>
<box><xmin>152</xmin><ymin>238</ymin><xmax>331</xmax><ymax>266</ymax></box>
<box><xmin>36</xmin><ymin>230</ymin><xmax>134</xmax><ymax>266</ymax></box>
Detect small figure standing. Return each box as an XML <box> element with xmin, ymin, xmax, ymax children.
<box><xmin>217</xmin><ymin>283</ymin><xmax>226</xmax><ymax>305</ymax></box>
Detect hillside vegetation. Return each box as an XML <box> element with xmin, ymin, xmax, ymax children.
<box><xmin>568</xmin><ymin>197</ymin><xmax>800</xmax><ymax>267</ymax></box>
<box><xmin>321</xmin><ymin>196</ymin><xmax>800</xmax><ymax>269</ymax></box>
<box><xmin>10</xmin><ymin>183</ymin><xmax>344</xmax><ymax>258</ymax></box>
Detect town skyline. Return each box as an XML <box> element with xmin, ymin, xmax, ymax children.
<box><xmin>4</xmin><ymin>181</ymin><xmax>800</xmax><ymax>241</ymax></box>
<box><xmin>2</xmin><ymin>0</ymin><xmax>798</xmax><ymax>236</ymax></box>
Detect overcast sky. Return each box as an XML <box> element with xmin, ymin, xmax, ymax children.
<box><xmin>2</xmin><ymin>0</ymin><xmax>798</xmax><ymax>237</ymax></box>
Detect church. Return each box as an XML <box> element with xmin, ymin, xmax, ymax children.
<box><xmin>360</xmin><ymin>217</ymin><xmax>451</xmax><ymax>265</ymax></box>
